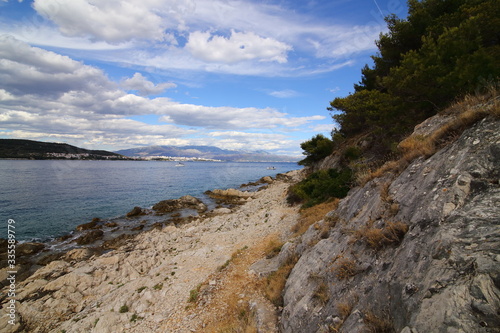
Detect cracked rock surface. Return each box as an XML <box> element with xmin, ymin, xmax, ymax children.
<box><xmin>281</xmin><ymin>117</ymin><xmax>500</xmax><ymax>333</ymax></box>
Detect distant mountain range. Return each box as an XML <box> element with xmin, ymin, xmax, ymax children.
<box><xmin>0</xmin><ymin>139</ymin><xmax>126</xmax><ymax>160</ymax></box>
<box><xmin>115</xmin><ymin>145</ymin><xmax>300</xmax><ymax>162</ymax></box>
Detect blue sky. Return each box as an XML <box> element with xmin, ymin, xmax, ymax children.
<box><xmin>0</xmin><ymin>0</ymin><xmax>408</xmax><ymax>156</ymax></box>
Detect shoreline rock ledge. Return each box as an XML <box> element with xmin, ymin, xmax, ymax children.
<box><xmin>0</xmin><ymin>170</ymin><xmax>303</xmax><ymax>333</ymax></box>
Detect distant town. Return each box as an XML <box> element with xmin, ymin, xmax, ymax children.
<box><xmin>44</xmin><ymin>152</ymin><xmax>223</xmax><ymax>162</ymax></box>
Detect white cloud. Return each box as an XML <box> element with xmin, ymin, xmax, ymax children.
<box><xmin>121</xmin><ymin>73</ymin><xmax>177</xmax><ymax>96</ymax></box>
<box><xmin>268</xmin><ymin>89</ymin><xmax>299</xmax><ymax>98</ymax></box>
<box><xmin>14</xmin><ymin>0</ymin><xmax>383</xmax><ymax>76</ymax></box>
<box><xmin>311</xmin><ymin>123</ymin><xmax>336</xmax><ymax>133</ymax></box>
<box><xmin>203</xmin><ymin>130</ymin><xmax>291</xmax><ymax>151</ymax></box>
<box><xmin>0</xmin><ymin>89</ymin><xmax>14</xmax><ymax>100</ymax></box>
<box><xmin>0</xmin><ymin>36</ymin><xmax>325</xmax><ymax>152</ymax></box>
<box><xmin>186</xmin><ymin>30</ymin><xmax>291</xmax><ymax>64</ymax></box>
<box><xmin>32</xmin><ymin>0</ymin><xmax>169</xmax><ymax>43</ymax></box>
<box><xmin>0</xmin><ymin>35</ymin><xmax>114</xmax><ymax>97</ymax></box>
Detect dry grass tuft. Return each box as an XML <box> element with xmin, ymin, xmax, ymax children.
<box><xmin>337</xmin><ymin>301</ymin><xmax>354</xmax><ymax>319</ymax></box>
<box><xmin>292</xmin><ymin>199</ymin><xmax>339</xmax><ymax>237</ymax></box>
<box><xmin>263</xmin><ymin>238</ymin><xmax>284</xmax><ymax>259</ymax></box>
<box><xmin>352</xmin><ymin>221</ymin><xmax>409</xmax><ymax>250</ymax></box>
<box><xmin>214</xmin><ymin>304</ymin><xmax>258</xmax><ymax>333</ymax></box>
<box><xmin>331</xmin><ymin>256</ymin><xmax>358</xmax><ymax>280</ymax></box>
<box><xmin>313</xmin><ymin>282</ymin><xmax>330</xmax><ymax>305</ymax></box>
<box><xmin>263</xmin><ymin>254</ymin><xmax>299</xmax><ymax>307</ymax></box>
<box><xmin>357</xmin><ymin>85</ymin><xmax>499</xmax><ymax>185</ymax></box>
<box><xmin>379</xmin><ymin>182</ymin><xmax>392</xmax><ymax>203</ymax></box>
<box><xmin>364</xmin><ymin>311</ymin><xmax>395</xmax><ymax>333</ymax></box>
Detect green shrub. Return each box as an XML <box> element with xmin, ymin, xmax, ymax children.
<box><xmin>298</xmin><ymin>134</ymin><xmax>334</xmax><ymax>166</ymax></box>
<box><xmin>288</xmin><ymin>168</ymin><xmax>352</xmax><ymax>207</ymax></box>
<box><xmin>343</xmin><ymin>146</ymin><xmax>362</xmax><ymax>161</ymax></box>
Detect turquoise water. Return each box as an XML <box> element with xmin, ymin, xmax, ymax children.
<box><xmin>0</xmin><ymin>160</ymin><xmax>300</xmax><ymax>241</ymax></box>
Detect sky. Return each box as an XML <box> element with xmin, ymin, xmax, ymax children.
<box><xmin>0</xmin><ymin>0</ymin><xmax>408</xmax><ymax>157</ymax></box>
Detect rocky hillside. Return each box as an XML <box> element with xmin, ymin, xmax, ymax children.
<box><xmin>278</xmin><ymin>100</ymin><xmax>500</xmax><ymax>332</ymax></box>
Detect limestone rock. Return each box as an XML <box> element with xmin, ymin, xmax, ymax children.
<box><xmin>152</xmin><ymin>195</ymin><xmax>207</xmax><ymax>214</ymax></box>
<box><xmin>75</xmin><ymin>229</ymin><xmax>104</xmax><ymax>245</ymax></box>
<box><xmin>17</xmin><ymin>242</ymin><xmax>45</xmax><ymax>256</ymax></box>
<box><xmin>212</xmin><ymin>207</ymin><xmax>232</xmax><ymax>215</ymax></box>
<box><xmin>281</xmin><ymin>118</ymin><xmax>500</xmax><ymax>333</ymax></box>
<box><xmin>126</xmin><ymin>206</ymin><xmax>144</xmax><ymax>217</ymax></box>
<box><xmin>76</xmin><ymin>217</ymin><xmax>101</xmax><ymax>231</ymax></box>
<box><xmin>63</xmin><ymin>248</ymin><xmax>94</xmax><ymax>261</ymax></box>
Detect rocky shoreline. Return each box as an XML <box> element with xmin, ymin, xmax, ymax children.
<box><xmin>0</xmin><ymin>170</ymin><xmax>303</xmax><ymax>332</ymax></box>
<box><xmin>0</xmin><ymin>174</ymin><xmax>277</xmax><ymax>289</ymax></box>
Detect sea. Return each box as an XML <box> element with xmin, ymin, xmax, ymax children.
<box><xmin>0</xmin><ymin>160</ymin><xmax>301</xmax><ymax>242</ymax></box>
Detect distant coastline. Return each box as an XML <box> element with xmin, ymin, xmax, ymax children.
<box><xmin>0</xmin><ymin>139</ymin><xmax>300</xmax><ymax>163</ymax></box>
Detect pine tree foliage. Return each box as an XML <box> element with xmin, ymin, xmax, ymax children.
<box><xmin>329</xmin><ymin>0</ymin><xmax>499</xmax><ymax>147</ymax></box>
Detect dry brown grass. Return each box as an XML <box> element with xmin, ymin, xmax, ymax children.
<box><xmin>292</xmin><ymin>199</ymin><xmax>340</xmax><ymax>237</ymax></box>
<box><xmin>337</xmin><ymin>301</ymin><xmax>354</xmax><ymax>319</ymax></box>
<box><xmin>352</xmin><ymin>221</ymin><xmax>409</xmax><ymax>250</ymax></box>
<box><xmin>313</xmin><ymin>282</ymin><xmax>330</xmax><ymax>305</ymax></box>
<box><xmin>379</xmin><ymin>182</ymin><xmax>392</xmax><ymax>203</ymax></box>
<box><xmin>364</xmin><ymin>311</ymin><xmax>395</xmax><ymax>333</ymax></box>
<box><xmin>358</xmin><ymin>85</ymin><xmax>499</xmax><ymax>185</ymax></box>
<box><xmin>196</xmin><ymin>235</ymin><xmax>279</xmax><ymax>333</ymax></box>
<box><xmin>331</xmin><ymin>256</ymin><xmax>358</xmax><ymax>280</ymax></box>
<box><xmin>263</xmin><ymin>254</ymin><xmax>299</xmax><ymax>307</ymax></box>
<box><xmin>263</xmin><ymin>238</ymin><xmax>284</xmax><ymax>259</ymax></box>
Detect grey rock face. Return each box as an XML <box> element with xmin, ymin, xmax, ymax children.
<box><xmin>281</xmin><ymin>118</ymin><xmax>500</xmax><ymax>333</ymax></box>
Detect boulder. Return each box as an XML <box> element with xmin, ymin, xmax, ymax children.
<box><xmin>205</xmin><ymin>188</ymin><xmax>254</xmax><ymax>205</ymax></box>
<box><xmin>17</xmin><ymin>242</ymin><xmax>45</xmax><ymax>256</ymax></box>
<box><xmin>126</xmin><ymin>206</ymin><xmax>144</xmax><ymax>217</ymax></box>
<box><xmin>76</xmin><ymin>219</ymin><xmax>101</xmax><ymax>231</ymax></box>
<box><xmin>152</xmin><ymin>195</ymin><xmax>207</xmax><ymax>214</ymax></box>
<box><xmin>261</xmin><ymin>176</ymin><xmax>273</xmax><ymax>184</ymax></box>
<box><xmin>104</xmin><ymin>221</ymin><xmax>118</xmax><ymax>228</ymax></box>
<box><xmin>212</xmin><ymin>207</ymin><xmax>232</xmax><ymax>215</ymax></box>
<box><xmin>102</xmin><ymin>233</ymin><xmax>135</xmax><ymax>250</ymax></box>
<box><xmin>63</xmin><ymin>248</ymin><xmax>94</xmax><ymax>261</ymax></box>
<box><xmin>75</xmin><ymin>230</ymin><xmax>104</xmax><ymax>245</ymax></box>
<box><xmin>131</xmin><ymin>224</ymin><xmax>144</xmax><ymax>231</ymax></box>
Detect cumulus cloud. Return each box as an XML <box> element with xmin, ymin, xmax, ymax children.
<box><xmin>0</xmin><ymin>35</ymin><xmax>113</xmax><ymax>97</ymax></box>
<box><xmin>186</xmin><ymin>30</ymin><xmax>291</xmax><ymax>64</ymax></box>
<box><xmin>121</xmin><ymin>73</ymin><xmax>177</xmax><ymax>96</ymax></box>
<box><xmin>17</xmin><ymin>0</ymin><xmax>383</xmax><ymax>75</ymax></box>
<box><xmin>0</xmin><ymin>36</ymin><xmax>324</xmax><ymax>151</ymax></box>
<box><xmin>32</xmin><ymin>0</ymin><xmax>169</xmax><ymax>43</ymax></box>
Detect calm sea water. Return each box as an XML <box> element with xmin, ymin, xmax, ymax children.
<box><xmin>0</xmin><ymin>160</ymin><xmax>300</xmax><ymax>242</ymax></box>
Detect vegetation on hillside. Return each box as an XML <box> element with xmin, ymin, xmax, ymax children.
<box><xmin>0</xmin><ymin>139</ymin><xmax>125</xmax><ymax>159</ymax></box>
<box><xmin>295</xmin><ymin>0</ymin><xmax>499</xmax><ymax>207</ymax></box>
<box><xmin>297</xmin><ymin>134</ymin><xmax>334</xmax><ymax>167</ymax></box>
<box><xmin>330</xmin><ymin>0</ymin><xmax>499</xmax><ymax>150</ymax></box>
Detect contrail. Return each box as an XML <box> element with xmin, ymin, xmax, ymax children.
<box><xmin>373</xmin><ymin>0</ymin><xmax>384</xmax><ymax>17</ymax></box>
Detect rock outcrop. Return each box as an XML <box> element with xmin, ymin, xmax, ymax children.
<box><xmin>152</xmin><ymin>195</ymin><xmax>207</xmax><ymax>214</ymax></box>
<box><xmin>280</xmin><ymin>117</ymin><xmax>500</xmax><ymax>332</ymax></box>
